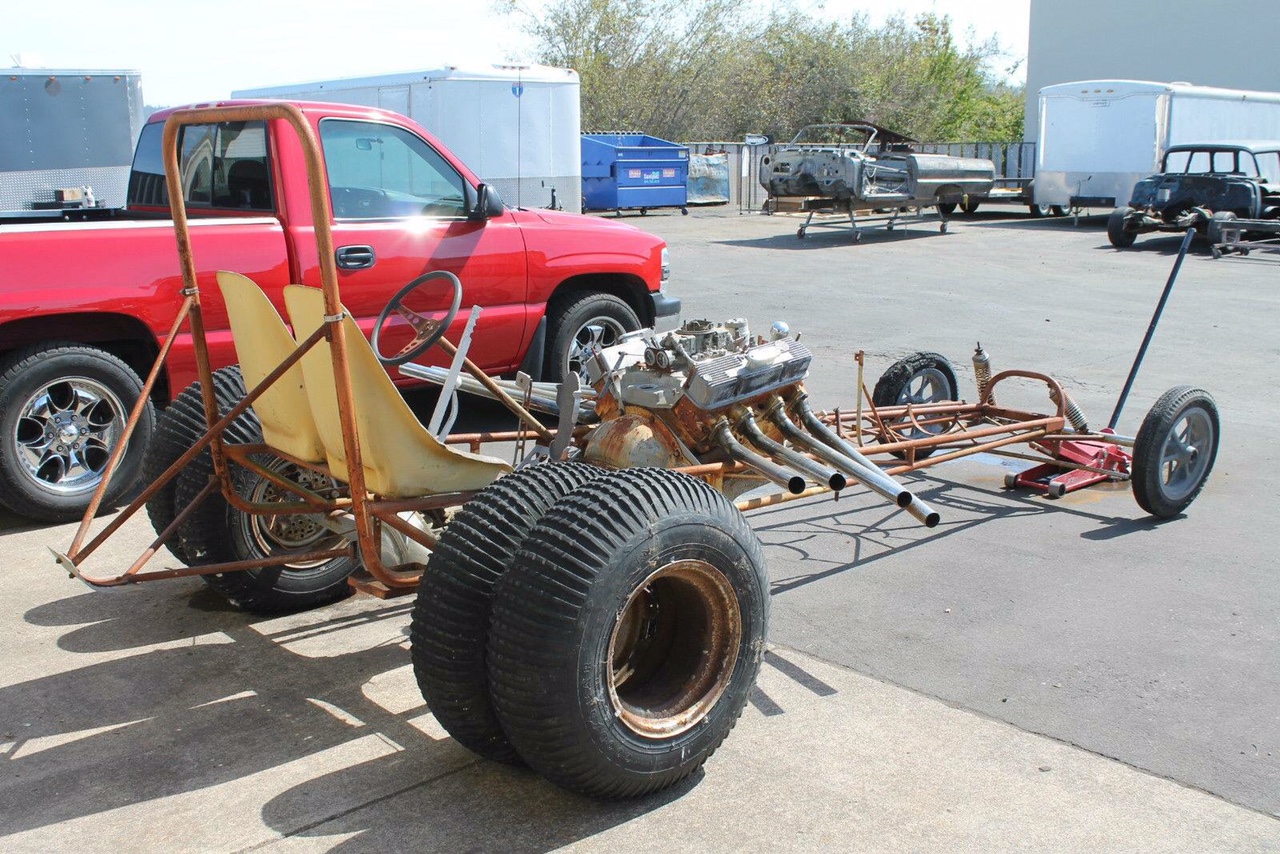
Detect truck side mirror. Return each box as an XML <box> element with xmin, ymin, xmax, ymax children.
<box><xmin>471</xmin><ymin>183</ymin><xmax>505</xmax><ymax>221</ymax></box>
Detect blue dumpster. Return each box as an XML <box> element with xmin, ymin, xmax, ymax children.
<box><xmin>581</xmin><ymin>133</ymin><xmax>689</xmax><ymax>214</ymax></box>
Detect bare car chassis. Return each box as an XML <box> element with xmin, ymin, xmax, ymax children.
<box><xmin>54</xmin><ymin>105</ymin><xmax>1219</xmax><ymax>800</ymax></box>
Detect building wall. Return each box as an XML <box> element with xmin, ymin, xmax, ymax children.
<box><xmin>1025</xmin><ymin>0</ymin><xmax>1280</xmax><ymax>140</ymax></box>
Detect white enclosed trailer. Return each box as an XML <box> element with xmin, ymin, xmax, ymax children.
<box><xmin>1035</xmin><ymin>80</ymin><xmax>1280</xmax><ymax>211</ymax></box>
<box><xmin>0</xmin><ymin>68</ymin><xmax>144</xmax><ymax>214</ymax></box>
<box><xmin>234</xmin><ymin>64</ymin><xmax>582</xmax><ymax>213</ymax></box>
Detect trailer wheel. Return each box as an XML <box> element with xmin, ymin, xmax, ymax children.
<box><xmin>1108</xmin><ymin>207</ymin><xmax>1137</xmax><ymax>248</ymax></box>
<box><xmin>545</xmin><ymin>291</ymin><xmax>641</xmax><ymax>383</ymax></box>
<box><xmin>1131</xmin><ymin>386</ymin><xmax>1219</xmax><ymax>519</ymax></box>
<box><xmin>872</xmin><ymin>352</ymin><xmax>959</xmax><ymax>460</ymax></box>
<box><xmin>144</xmin><ymin>366</ymin><xmax>258</xmax><ymax>565</ymax></box>
<box><xmin>1207</xmin><ymin>210</ymin><xmax>1238</xmax><ymax>247</ymax></box>
<box><xmin>961</xmin><ymin>201</ymin><xmax>980</xmax><ymax>215</ymax></box>
<box><xmin>0</xmin><ymin>343</ymin><xmax>154</xmax><ymax>523</ymax></box>
<box><xmin>936</xmin><ymin>202</ymin><xmax>957</xmax><ymax>216</ymax></box>
<box><xmin>488</xmin><ymin>468</ymin><xmax>768</xmax><ymax>799</ymax></box>
<box><xmin>410</xmin><ymin>462</ymin><xmax>604</xmax><ymax>764</ymax></box>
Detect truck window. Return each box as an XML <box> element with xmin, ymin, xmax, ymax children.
<box><xmin>1257</xmin><ymin>152</ymin><xmax>1280</xmax><ymax>183</ymax></box>
<box><xmin>1163</xmin><ymin>150</ymin><xmax>1191</xmax><ymax>173</ymax></box>
<box><xmin>127</xmin><ymin>121</ymin><xmax>273</xmax><ymax>212</ymax></box>
<box><xmin>319</xmin><ymin>119</ymin><xmax>467</xmax><ymax>220</ymax></box>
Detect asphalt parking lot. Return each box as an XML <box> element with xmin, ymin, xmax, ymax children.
<box><xmin>2</xmin><ymin>205</ymin><xmax>1277</xmax><ymax>851</ymax></box>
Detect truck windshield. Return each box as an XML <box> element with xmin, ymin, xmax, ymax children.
<box><xmin>128</xmin><ymin>121</ymin><xmax>273</xmax><ymax>211</ymax></box>
<box><xmin>319</xmin><ymin>119</ymin><xmax>467</xmax><ymax>220</ymax></box>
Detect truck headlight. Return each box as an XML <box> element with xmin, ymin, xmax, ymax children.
<box><xmin>661</xmin><ymin>247</ymin><xmax>670</xmax><ymax>283</ymax></box>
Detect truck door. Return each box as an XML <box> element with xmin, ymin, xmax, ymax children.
<box><xmin>304</xmin><ymin>117</ymin><xmax>530</xmax><ymax>375</ymax></box>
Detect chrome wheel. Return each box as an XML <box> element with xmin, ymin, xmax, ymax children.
<box><xmin>13</xmin><ymin>376</ymin><xmax>127</xmax><ymax>495</ymax></box>
<box><xmin>567</xmin><ymin>315</ymin><xmax>629</xmax><ymax>381</ymax></box>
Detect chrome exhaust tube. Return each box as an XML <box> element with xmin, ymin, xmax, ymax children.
<box><xmin>713</xmin><ymin>419</ymin><xmax>807</xmax><ymax>495</ymax></box>
<box><xmin>787</xmin><ymin>393</ymin><xmax>941</xmax><ymax>528</ymax></box>
<box><xmin>734</xmin><ymin>409</ymin><xmax>847</xmax><ymax>492</ymax></box>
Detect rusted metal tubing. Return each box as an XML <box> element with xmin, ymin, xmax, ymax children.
<box><xmin>713</xmin><ymin>419</ymin><xmax>806</xmax><ymax>495</ymax></box>
<box><xmin>769</xmin><ymin>396</ymin><xmax>912</xmax><ymax>508</ymax></box>
<box><xmin>734</xmin><ymin>409</ymin><xmax>846</xmax><ymax>492</ymax></box>
<box><xmin>790</xmin><ymin>393</ymin><xmax>916</xmax><ymax>508</ymax></box>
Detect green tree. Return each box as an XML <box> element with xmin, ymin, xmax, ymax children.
<box><xmin>505</xmin><ymin>0</ymin><xmax>1024</xmax><ymax>142</ymax></box>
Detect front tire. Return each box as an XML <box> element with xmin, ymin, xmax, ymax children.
<box><xmin>488</xmin><ymin>468</ymin><xmax>768</xmax><ymax>799</ymax></box>
<box><xmin>544</xmin><ymin>291</ymin><xmax>641</xmax><ymax>383</ymax></box>
<box><xmin>144</xmin><ymin>366</ymin><xmax>257</xmax><ymax>565</ymax></box>
<box><xmin>1108</xmin><ymin>206</ymin><xmax>1137</xmax><ymax>248</ymax></box>
<box><xmin>0</xmin><ymin>343</ymin><xmax>155</xmax><ymax>523</ymax></box>
<box><xmin>1131</xmin><ymin>386</ymin><xmax>1219</xmax><ymax>519</ymax></box>
<box><xmin>872</xmin><ymin>352</ymin><xmax>959</xmax><ymax>460</ymax></box>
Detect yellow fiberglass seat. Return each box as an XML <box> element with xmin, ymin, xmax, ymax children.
<box><xmin>216</xmin><ymin>271</ymin><xmax>326</xmax><ymax>463</ymax></box>
<box><xmin>282</xmin><ymin>284</ymin><xmax>511</xmax><ymax>497</ymax></box>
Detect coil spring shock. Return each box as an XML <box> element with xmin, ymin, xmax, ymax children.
<box><xmin>972</xmin><ymin>342</ymin><xmax>994</xmax><ymax>404</ymax></box>
<box><xmin>1048</xmin><ymin>387</ymin><xmax>1090</xmax><ymax>433</ymax></box>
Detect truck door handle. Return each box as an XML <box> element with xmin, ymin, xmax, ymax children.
<box><xmin>335</xmin><ymin>245</ymin><xmax>376</xmax><ymax>269</ymax></box>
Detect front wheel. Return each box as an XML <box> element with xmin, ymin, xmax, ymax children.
<box><xmin>544</xmin><ymin>291</ymin><xmax>641</xmax><ymax>383</ymax></box>
<box><xmin>1108</xmin><ymin>206</ymin><xmax>1138</xmax><ymax>248</ymax></box>
<box><xmin>0</xmin><ymin>343</ymin><xmax>155</xmax><ymax>523</ymax></box>
<box><xmin>1131</xmin><ymin>386</ymin><xmax>1219</xmax><ymax>518</ymax></box>
<box><xmin>488</xmin><ymin>468</ymin><xmax>768</xmax><ymax>799</ymax></box>
<box><xmin>872</xmin><ymin>352</ymin><xmax>959</xmax><ymax>460</ymax></box>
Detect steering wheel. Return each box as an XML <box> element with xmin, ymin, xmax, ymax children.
<box><xmin>372</xmin><ymin>271</ymin><xmax>463</xmax><ymax>366</ymax></box>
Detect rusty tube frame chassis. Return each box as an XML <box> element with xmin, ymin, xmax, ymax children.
<box><xmin>58</xmin><ymin>104</ymin><xmax>551</xmax><ymax>595</ymax></box>
<box><xmin>55</xmin><ymin>104</ymin><xmax>1133</xmax><ymax>595</ymax></box>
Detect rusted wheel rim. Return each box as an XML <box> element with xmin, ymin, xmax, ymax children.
<box><xmin>241</xmin><ymin>459</ymin><xmax>345</xmax><ymax>568</ymax></box>
<box><xmin>606</xmin><ymin>558</ymin><xmax>741</xmax><ymax>739</ymax></box>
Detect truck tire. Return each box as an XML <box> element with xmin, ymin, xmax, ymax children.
<box><xmin>144</xmin><ymin>366</ymin><xmax>257</xmax><ymax>565</ymax></box>
<box><xmin>872</xmin><ymin>352</ymin><xmax>958</xmax><ymax>460</ymax></box>
<box><xmin>961</xmin><ymin>200</ymin><xmax>980</xmax><ymax>215</ymax></box>
<box><xmin>410</xmin><ymin>462</ymin><xmax>604</xmax><ymax>764</ymax></box>
<box><xmin>1131</xmin><ymin>386</ymin><xmax>1219</xmax><ymax>519</ymax></box>
<box><xmin>0</xmin><ymin>343</ymin><xmax>155</xmax><ymax>523</ymax></box>
<box><xmin>1108</xmin><ymin>207</ymin><xmax>1137</xmax><ymax>248</ymax></box>
<box><xmin>172</xmin><ymin>395</ymin><xmax>354</xmax><ymax>613</ymax></box>
<box><xmin>544</xmin><ymin>291</ymin><xmax>641</xmax><ymax>383</ymax></box>
<box><xmin>488</xmin><ymin>468</ymin><xmax>769</xmax><ymax>799</ymax></box>
<box><xmin>936</xmin><ymin>202</ymin><xmax>957</xmax><ymax>216</ymax></box>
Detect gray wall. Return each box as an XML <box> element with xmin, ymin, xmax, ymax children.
<box><xmin>1025</xmin><ymin>0</ymin><xmax>1280</xmax><ymax>141</ymax></box>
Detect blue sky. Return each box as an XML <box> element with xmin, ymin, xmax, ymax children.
<box><xmin>6</xmin><ymin>0</ymin><xmax>1029</xmax><ymax>107</ymax></box>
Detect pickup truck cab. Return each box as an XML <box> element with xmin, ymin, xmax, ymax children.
<box><xmin>0</xmin><ymin>100</ymin><xmax>679</xmax><ymax>522</ymax></box>
<box><xmin>1108</xmin><ymin>141</ymin><xmax>1280</xmax><ymax>247</ymax></box>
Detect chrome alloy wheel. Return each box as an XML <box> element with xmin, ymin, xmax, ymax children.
<box><xmin>13</xmin><ymin>376</ymin><xmax>127</xmax><ymax>495</ymax></box>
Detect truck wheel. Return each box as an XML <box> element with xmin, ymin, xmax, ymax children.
<box><xmin>1108</xmin><ymin>207</ymin><xmax>1137</xmax><ymax>248</ymax></box>
<box><xmin>936</xmin><ymin>202</ymin><xmax>957</xmax><ymax>216</ymax></box>
<box><xmin>172</xmin><ymin>404</ymin><xmax>354</xmax><ymax>613</ymax></box>
<box><xmin>0</xmin><ymin>343</ymin><xmax>155</xmax><ymax>523</ymax></box>
<box><xmin>872</xmin><ymin>352</ymin><xmax>958</xmax><ymax>460</ymax></box>
<box><xmin>545</xmin><ymin>291</ymin><xmax>641</xmax><ymax>383</ymax></box>
<box><xmin>144</xmin><ymin>366</ymin><xmax>257</xmax><ymax>565</ymax></box>
<box><xmin>961</xmin><ymin>201</ymin><xmax>980</xmax><ymax>215</ymax></box>
<box><xmin>488</xmin><ymin>468</ymin><xmax>768</xmax><ymax>799</ymax></box>
<box><xmin>410</xmin><ymin>462</ymin><xmax>604</xmax><ymax>764</ymax></box>
<box><xmin>1131</xmin><ymin>386</ymin><xmax>1219</xmax><ymax>519</ymax></box>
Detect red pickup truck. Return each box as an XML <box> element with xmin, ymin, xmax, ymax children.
<box><xmin>0</xmin><ymin>100</ymin><xmax>679</xmax><ymax>522</ymax></box>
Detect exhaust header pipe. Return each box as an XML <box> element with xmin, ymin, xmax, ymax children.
<box><xmin>785</xmin><ymin>393</ymin><xmax>941</xmax><ymax>528</ymax></box>
<box><xmin>713</xmin><ymin>419</ymin><xmax>806</xmax><ymax>495</ymax></box>
<box><xmin>734</xmin><ymin>408</ymin><xmax>846</xmax><ymax>492</ymax></box>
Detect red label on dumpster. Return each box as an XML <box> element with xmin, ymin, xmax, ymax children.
<box><xmin>662</xmin><ymin>168</ymin><xmax>676</xmax><ymax>178</ymax></box>
<box><xmin>628</xmin><ymin>169</ymin><xmax>643</xmax><ymax>178</ymax></box>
